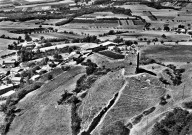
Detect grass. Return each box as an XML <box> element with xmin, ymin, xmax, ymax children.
<box><xmin>78</xmin><ymin>70</ymin><xmax>125</xmax><ymax>130</ymax></box>
<box><xmin>141</xmin><ymin>45</ymin><xmax>192</xmax><ymax>63</ymax></box>
<box><xmin>0</xmin><ymin>38</ymin><xmax>17</xmax><ymax>50</ymax></box>
<box><xmin>31</xmin><ymin>32</ymin><xmax>84</xmax><ymax>40</ymax></box>
<box><xmin>6</xmin><ymin>66</ymin><xmax>85</xmax><ymax>135</ymax></box>
<box><xmin>94</xmin><ymin>75</ymin><xmax>166</xmax><ymax>134</ymax></box>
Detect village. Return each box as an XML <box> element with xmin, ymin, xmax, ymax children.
<box><xmin>0</xmin><ymin>33</ymin><xmax>140</xmax><ymax>104</ymax></box>
<box><xmin>1</xmin><ymin>0</ymin><xmax>192</xmax><ymax>135</ymax></box>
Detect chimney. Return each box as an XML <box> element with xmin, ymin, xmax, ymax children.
<box><xmin>136</xmin><ymin>52</ymin><xmax>140</xmax><ymax>73</ymax></box>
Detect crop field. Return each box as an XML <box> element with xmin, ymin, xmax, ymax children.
<box><xmin>82</xmin><ymin>12</ymin><xmax>130</xmax><ymax>19</ymax></box>
<box><xmin>92</xmin><ymin>75</ymin><xmax>167</xmax><ymax>135</ymax></box>
<box><xmin>43</xmin><ymin>19</ymin><xmax>67</xmax><ymax>25</ymax></box>
<box><xmin>15</xmin><ymin>0</ymin><xmax>74</xmax><ymax>8</ymax></box>
<box><xmin>98</xmin><ymin>50</ymin><xmax>125</xmax><ymax>60</ymax></box>
<box><xmin>119</xmin><ymin>30</ymin><xmax>190</xmax><ymax>41</ymax></box>
<box><xmin>141</xmin><ymin>45</ymin><xmax>192</xmax><ymax>63</ymax></box>
<box><xmin>31</xmin><ymin>32</ymin><xmax>84</xmax><ymax>40</ymax></box>
<box><xmin>59</xmin><ymin>24</ymin><xmax>111</xmax><ymax>36</ymax></box>
<box><xmin>116</xmin><ymin>5</ymin><xmax>158</xmax><ymax>12</ymax></box>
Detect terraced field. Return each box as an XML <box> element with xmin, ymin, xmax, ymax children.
<box><xmin>91</xmin><ymin>75</ymin><xmax>167</xmax><ymax>135</ymax></box>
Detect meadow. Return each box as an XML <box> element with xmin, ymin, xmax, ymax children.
<box><xmin>141</xmin><ymin>45</ymin><xmax>192</xmax><ymax>63</ymax></box>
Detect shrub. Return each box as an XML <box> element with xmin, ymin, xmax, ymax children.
<box><xmin>183</xmin><ymin>101</ymin><xmax>192</xmax><ymax>109</ymax></box>
<box><xmin>47</xmin><ymin>74</ymin><xmax>53</xmax><ymax>80</ymax></box>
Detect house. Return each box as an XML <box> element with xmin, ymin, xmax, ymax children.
<box><xmin>10</xmin><ymin>67</ymin><xmax>23</xmax><ymax>77</ymax></box>
<box><xmin>100</xmin><ymin>41</ymin><xmax>117</xmax><ymax>47</ymax></box>
<box><xmin>11</xmin><ymin>77</ymin><xmax>22</xmax><ymax>84</ymax></box>
<box><xmin>2</xmin><ymin>60</ymin><xmax>16</xmax><ymax>68</ymax></box>
<box><xmin>0</xmin><ymin>90</ymin><xmax>15</xmax><ymax>98</ymax></box>
<box><xmin>0</xmin><ymin>84</ymin><xmax>15</xmax><ymax>95</ymax></box>
<box><xmin>21</xmin><ymin>41</ymin><xmax>36</xmax><ymax>48</ymax></box>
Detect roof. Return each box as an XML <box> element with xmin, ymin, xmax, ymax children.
<box><xmin>0</xmin><ymin>84</ymin><xmax>14</xmax><ymax>91</ymax></box>
<box><xmin>11</xmin><ymin>77</ymin><xmax>22</xmax><ymax>82</ymax></box>
<box><xmin>100</xmin><ymin>41</ymin><xmax>117</xmax><ymax>46</ymax></box>
<box><xmin>3</xmin><ymin>61</ymin><xmax>16</xmax><ymax>64</ymax></box>
<box><xmin>22</xmin><ymin>41</ymin><xmax>36</xmax><ymax>47</ymax></box>
<box><xmin>0</xmin><ymin>90</ymin><xmax>15</xmax><ymax>97</ymax></box>
<box><xmin>11</xmin><ymin>67</ymin><xmax>22</xmax><ymax>72</ymax></box>
<box><xmin>31</xmin><ymin>75</ymin><xmax>40</xmax><ymax>80</ymax></box>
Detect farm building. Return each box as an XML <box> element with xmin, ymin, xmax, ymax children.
<box><xmin>10</xmin><ymin>67</ymin><xmax>23</xmax><ymax>77</ymax></box>
<box><xmin>0</xmin><ymin>90</ymin><xmax>15</xmax><ymax>98</ymax></box>
<box><xmin>100</xmin><ymin>41</ymin><xmax>117</xmax><ymax>47</ymax></box>
<box><xmin>11</xmin><ymin>77</ymin><xmax>22</xmax><ymax>84</ymax></box>
<box><xmin>2</xmin><ymin>60</ymin><xmax>16</xmax><ymax>68</ymax></box>
<box><xmin>0</xmin><ymin>84</ymin><xmax>15</xmax><ymax>95</ymax></box>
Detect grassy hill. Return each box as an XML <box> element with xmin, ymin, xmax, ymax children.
<box><xmin>1</xmin><ymin>54</ymin><xmax>192</xmax><ymax>135</ymax></box>
<box><xmin>7</xmin><ymin>66</ymin><xmax>85</xmax><ymax>135</ymax></box>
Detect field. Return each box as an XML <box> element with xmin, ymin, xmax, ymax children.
<box><xmin>7</xmin><ymin>66</ymin><xmax>86</xmax><ymax>135</ymax></box>
<box><xmin>0</xmin><ymin>38</ymin><xmax>17</xmax><ymax>50</ymax></box>
<box><xmin>119</xmin><ymin>30</ymin><xmax>190</xmax><ymax>42</ymax></box>
<box><xmin>31</xmin><ymin>32</ymin><xmax>84</xmax><ymax>40</ymax></box>
<box><xmin>78</xmin><ymin>70</ymin><xmax>125</xmax><ymax>130</ymax></box>
<box><xmin>92</xmin><ymin>75</ymin><xmax>166</xmax><ymax>135</ymax></box>
<box><xmin>141</xmin><ymin>45</ymin><xmax>192</xmax><ymax>63</ymax></box>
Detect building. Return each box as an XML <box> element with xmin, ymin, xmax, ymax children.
<box><xmin>100</xmin><ymin>41</ymin><xmax>118</xmax><ymax>47</ymax></box>
<box><xmin>0</xmin><ymin>84</ymin><xmax>15</xmax><ymax>95</ymax></box>
<box><xmin>10</xmin><ymin>67</ymin><xmax>23</xmax><ymax>77</ymax></box>
<box><xmin>2</xmin><ymin>60</ymin><xmax>16</xmax><ymax>68</ymax></box>
<box><xmin>11</xmin><ymin>77</ymin><xmax>22</xmax><ymax>84</ymax></box>
<box><xmin>0</xmin><ymin>90</ymin><xmax>15</xmax><ymax>98</ymax></box>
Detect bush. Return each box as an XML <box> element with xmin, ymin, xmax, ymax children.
<box><xmin>152</xmin><ymin>108</ymin><xmax>192</xmax><ymax>135</ymax></box>
<box><xmin>183</xmin><ymin>101</ymin><xmax>192</xmax><ymax>109</ymax></box>
<box><xmin>47</xmin><ymin>74</ymin><xmax>53</xmax><ymax>80</ymax></box>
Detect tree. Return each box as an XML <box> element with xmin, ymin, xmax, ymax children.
<box><xmin>161</xmin><ymin>40</ymin><xmax>164</xmax><ymax>44</ymax></box>
<box><xmin>44</xmin><ymin>42</ymin><xmax>52</xmax><ymax>47</ymax></box>
<box><xmin>47</xmin><ymin>74</ymin><xmax>53</xmax><ymax>80</ymax></box>
<box><xmin>164</xmin><ymin>26</ymin><xmax>170</xmax><ymax>31</ymax></box>
<box><xmin>108</xmin><ymin>30</ymin><xmax>115</xmax><ymax>35</ymax></box>
<box><xmin>25</xmin><ymin>33</ymin><xmax>32</xmax><ymax>42</ymax></box>
<box><xmin>113</xmin><ymin>37</ymin><xmax>123</xmax><ymax>44</ymax></box>
<box><xmin>147</xmin><ymin>40</ymin><xmax>151</xmax><ymax>45</ymax></box>
<box><xmin>125</xmin><ymin>40</ymin><xmax>133</xmax><ymax>46</ymax></box>
<box><xmin>162</xmin><ymin>34</ymin><xmax>166</xmax><ymax>38</ymax></box>
<box><xmin>40</xmin><ymin>36</ymin><xmax>44</xmax><ymax>40</ymax></box>
<box><xmin>18</xmin><ymin>36</ymin><xmax>22</xmax><ymax>41</ymax></box>
<box><xmin>39</xmin><ymin>25</ymin><xmax>42</xmax><ymax>28</ymax></box>
<box><xmin>139</xmin><ymin>38</ymin><xmax>143</xmax><ymax>41</ymax></box>
<box><xmin>0</xmin><ymin>34</ymin><xmax>5</xmax><ymax>38</ymax></box>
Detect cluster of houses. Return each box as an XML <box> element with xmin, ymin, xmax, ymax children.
<box><xmin>0</xmin><ymin>38</ymin><xmax>139</xmax><ymax>104</ymax></box>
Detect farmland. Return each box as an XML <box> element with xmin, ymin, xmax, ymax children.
<box><xmin>141</xmin><ymin>45</ymin><xmax>192</xmax><ymax>63</ymax></box>
<box><xmin>31</xmin><ymin>32</ymin><xmax>84</xmax><ymax>40</ymax></box>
